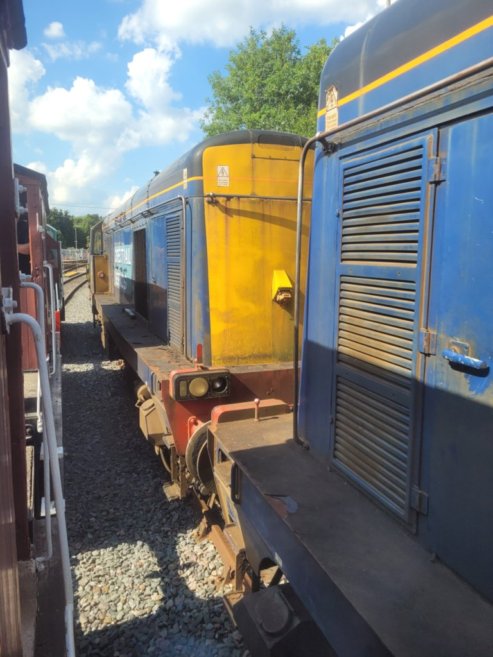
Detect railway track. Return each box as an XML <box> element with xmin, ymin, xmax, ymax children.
<box><xmin>63</xmin><ymin>271</ymin><xmax>87</xmax><ymax>303</ymax></box>
<box><xmin>62</xmin><ymin>285</ymin><xmax>245</xmax><ymax>657</ymax></box>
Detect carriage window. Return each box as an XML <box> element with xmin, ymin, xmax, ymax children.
<box><xmin>90</xmin><ymin>222</ymin><xmax>103</xmax><ymax>255</ymax></box>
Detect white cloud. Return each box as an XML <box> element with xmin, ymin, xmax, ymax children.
<box><xmin>49</xmin><ymin>152</ymin><xmax>106</xmax><ymax>204</ymax></box>
<box><xmin>25</xmin><ymin>160</ymin><xmax>48</xmax><ymax>175</ymax></box>
<box><xmin>340</xmin><ymin>0</ymin><xmax>393</xmax><ymax>41</ymax></box>
<box><xmin>105</xmin><ymin>185</ymin><xmax>139</xmax><ymax>210</ymax></box>
<box><xmin>119</xmin><ymin>0</ymin><xmax>382</xmax><ymax>49</ymax></box>
<box><xmin>28</xmin><ymin>77</ymin><xmax>133</xmax><ymax>146</ymax></box>
<box><xmin>342</xmin><ymin>21</ymin><xmax>365</xmax><ymax>39</ymax></box>
<box><xmin>42</xmin><ymin>40</ymin><xmax>102</xmax><ymax>62</ymax></box>
<box><xmin>126</xmin><ymin>48</ymin><xmax>181</xmax><ymax>110</ymax></box>
<box><xmin>11</xmin><ymin>1</ymin><xmax>386</xmax><ymax>212</ymax></box>
<box><xmin>8</xmin><ymin>47</ymin><xmax>201</xmax><ymax>208</ymax></box>
<box><xmin>8</xmin><ymin>50</ymin><xmax>46</xmax><ymax>131</ymax></box>
<box><xmin>118</xmin><ymin>47</ymin><xmax>203</xmax><ymax>149</ymax></box>
<box><xmin>43</xmin><ymin>21</ymin><xmax>65</xmax><ymax>39</ymax></box>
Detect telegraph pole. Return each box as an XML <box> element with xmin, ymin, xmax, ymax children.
<box><xmin>74</xmin><ymin>225</ymin><xmax>78</xmax><ymax>270</ymax></box>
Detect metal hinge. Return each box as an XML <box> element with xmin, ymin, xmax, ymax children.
<box><xmin>1</xmin><ymin>287</ymin><xmax>16</xmax><ymax>335</ymax></box>
<box><xmin>410</xmin><ymin>485</ymin><xmax>429</xmax><ymax>515</ymax></box>
<box><xmin>419</xmin><ymin>328</ymin><xmax>437</xmax><ymax>355</ymax></box>
<box><xmin>428</xmin><ymin>156</ymin><xmax>446</xmax><ymax>184</ymax></box>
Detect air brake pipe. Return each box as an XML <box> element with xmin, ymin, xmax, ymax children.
<box><xmin>20</xmin><ymin>278</ymin><xmax>52</xmax><ymax>559</ymax></box>
<box><xmin>293</xmin><ymin>56</ymin><xmax>493</xmax><ymax>446</ymax></box>
<box><xmin>3</xmin><ymin>305</ymin><xmax>75</xmax><ymax>657</ymax></box>
<box><xmin>43</xmin><ymin>262</ymin><xmax>57</xmax><ymax>376</ymax></box>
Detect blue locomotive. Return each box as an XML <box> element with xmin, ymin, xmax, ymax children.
<box><xmin>210</xmin><ymin>1</ymin><xmax>493</xmax><ymax>655</ymax></box>
<box><xmin>90</xmin><ymin>131</ymin><xmax>312</xmax><ymax>499</ymax></box>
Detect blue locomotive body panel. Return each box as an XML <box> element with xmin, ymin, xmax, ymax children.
<box><xmin>302</xmin><ymin>75</ymin><xmax>493</xmax><ymax>603</ymax></box>
<box><xmin>105</xmin><ymin>173</ymin><xmax>211</xmax><ymax>361</ymax></box>
<box><xmin>211</xmin><ymin>2</ymin><xmax>493</xmax><ymax>654</ymax></box>
<box><xmin>420</xmin><ymin>111</ymin><xmax>493</xmax><ymax>600</ymax></box>
<box><xmin>317</xmin><ymin>0</ymin><xmax>492</xmax><ymax>130</ymax></box>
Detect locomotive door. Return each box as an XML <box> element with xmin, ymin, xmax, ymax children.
<box><xmin>148</xmin><ymin>204</ymin><xmax>184</xmax><ymax>347</ymax></box>
<box><xmin>133</xmin><ymin>228</ymin><xmax>148</xmax><ymax>319</ymax></box>
<box><xmin>330</xmin><ymin>131</ymin><xmax>437</xmax><ymax>522</ymax></box>
<box><xmin>149</xmin><ymin>215</ymin><xmax>167</xmax><ymax>341</ymax></box>
<box><xmin>420</xmin><ymin>111</ymin><xmax>493</xmax><ymax>603</ymax></box>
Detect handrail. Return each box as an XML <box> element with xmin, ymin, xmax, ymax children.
<box><xmin>20</xmin><ymin>278</ymin><xmax>52</xmax><ymax>559</ymax></box>
<box><xmin>43</xmin><ymin>262</ymin><xmax>56</xmax><ymax>376</ymax></box>
<box><xmin>2</xmin><ymin>289</ymin><xmax>75</xmax><ymax>657</ymax></box>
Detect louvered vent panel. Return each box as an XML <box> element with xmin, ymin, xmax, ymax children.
<box><xmin>338</xmin><ymin>276</ymin><xmax>416</xmax><ymax>387</ymax></box>
<box><xmin>334</xmin><ymin>377</ymin><xmax>410</xmax><ymax>515</ymax></box>
<box><xmin>166</xmin><ymin>210</ymin><xmax>182</xmax><ymax>350</ymax></box>
<box><xmin>341</xmin><ymin>145</ymin><xmax>424</xmax><ymax>264</ymax></box>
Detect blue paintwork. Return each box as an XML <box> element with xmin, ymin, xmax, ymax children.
<box><xmin>317</xmin><ymin>0</ymin><xmax>492</xmax><ymax>133</ymax></box>
<box><xmin>105</xmin><ymin>177</ymin><xmax>212</xmax><ymax>360</ymax></box>
<box><xmin>148</xmin><ymin>214</ymin><xmax>167</xmax><ymax>341</ymax></box>
<box><xmin>252</xmin><ymin>3</ymin><xmax>493</xmax><ymax>649</ymax></box>
<box><xmin>200</xmin><ymin>3</ymin><xmax>493</xmax><ymax>655</ymax></box>
<box><xmin>113</xmin><ymin>227</ymin><xmax>133</xmax><ymax>305</ymax></box>
<box><xmin>318</xmin><ymin>31</ymin><xmax>493</xmax><ymax>132</ymax></box>
<box><xmin>419</xmin><ymin>110</ymin><xmax>493</xmax><ymax>601</ymax></box>
<box><xmin>303</xmin><ymin>79</ymin><xmax>493</xmax><ymax>590</ymax></box>
<box><xmin>187</xmin><ymin>196</ymin><xmax>210</xmax><ymax>363</ymax></box>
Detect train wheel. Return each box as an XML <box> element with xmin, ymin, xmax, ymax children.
<box><xmin>185</xmin><ymin>422</ymin><xmax>215</xmax><ymax>496</ymax></box>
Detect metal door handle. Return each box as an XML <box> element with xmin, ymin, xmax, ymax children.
<box><xmin>442</xmin><ymin>349</ymin><xmax>488</xmax><ymax>371</ymax></box>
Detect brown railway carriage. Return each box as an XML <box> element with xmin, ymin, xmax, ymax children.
<box><xmin>0</xmin><ymin>2</ymin><xmax>29</xmax><ymax>655</ymax></box>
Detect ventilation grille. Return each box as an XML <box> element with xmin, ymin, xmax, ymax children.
<box><xmin>334</xmin><ymin>377</ymin><xmax>410</xmax><ymax>516</ymax></box>
<box><xmin>338</xmin><ymin>276</ymin><xmax>415</xmax><ymax>387</ymax></box>
<box><xmin>166</xmin><ymin>210</ymin><xmax>182</xmax><ymax>350</ymax></box>
<box><xmin>341</xmin><ymin>145</ymin><xmax>424</xmax><ymax>265</ymax></box>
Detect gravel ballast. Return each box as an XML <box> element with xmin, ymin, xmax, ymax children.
<box><xmin>62</xmin><ymin>286</ymin><xmax>247</xmax><ymax>657</ymax></box>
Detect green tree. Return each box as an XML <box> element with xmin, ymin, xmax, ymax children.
<box><xmin>47</xmin><ymin>209</ymin><xmax>102</xmax><ymax>247</ymax></box>
<box><xmin>47</xmin><ymin>208</ymin><xmax>75</xmax><ymax>247</ymax></box>
<box><xmin>74</xmin><ymin>214</ymin><xmax>102</xmax><ymax>248</ymax></box>
<box><xmin>201</xmin><ymin>27</ymin><xmax>336</xmax><ymax>137</ymax></box>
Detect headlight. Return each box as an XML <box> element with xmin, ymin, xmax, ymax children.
<box><xmin>170</xmin><ymin>369</ymin><xmax>231</xmax><ymax>402</ymax></box>
<box><xmin>211</xmin><ymin>376</ymin><xmax>228</xmax><ymax>393</ymax></box>
<box><xmin>188</xmin><ymin>377</ymin><xmax>209</xmax><ymax>398</ymax></box>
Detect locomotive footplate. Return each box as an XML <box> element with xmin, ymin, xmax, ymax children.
<box><xmin>211</xmin><ymin>414</ymin><xmax>493</xmax><ymax>657</ymax></box>
<box><xmin>94</xmin><ymin>294</ymin><xmax>189</xmax><ymax>393</ymax></box>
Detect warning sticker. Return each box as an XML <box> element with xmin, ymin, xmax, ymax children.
<box><xmin>325</xmin><ymin>85</ymin><xmax>339</xmax><ymax>131</ymax></box>
<box><xmin>217</xmin><ymin>165</ymin><xmax>230</xmax><ymax>187</ymax></box>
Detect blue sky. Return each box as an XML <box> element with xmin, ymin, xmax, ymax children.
<box><xmin>9</xmin><ymin>0</ymin><xmax>386</xmax><ymax>216</ymax></box>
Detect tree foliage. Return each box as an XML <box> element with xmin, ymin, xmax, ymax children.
<box><xmin>201</xmin><ymin>27</ymin><xmax>335</xmax><ymax>137</ymax></box>
<box><xmin>47</xmin><ymin>208</ymin><xmax>102</xmax><ymax>248</ymax></box>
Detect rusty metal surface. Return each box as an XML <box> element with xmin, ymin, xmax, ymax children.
<box><xmin>95</xmin><ymin>294</ymin><xmax>190</xmax><ymax>379</ymax></box>
<box><xmin>96</xmin><ymin>294</ymin><xmax>296</xmax><ymax>456</ymax></box>
<box><xmin>211</xmin><ymin>399</ymin><xmax>290</xmax><ymax>430</ymax></box>
<box><xmin>0</xmin><ymin>50</ymin><xmax>23</xmax><ymax>647</ymax></box>
<box><xmin>213</xmin><ymin>413</ymin><xmax>493</xmax><ymax>657</ymax></box>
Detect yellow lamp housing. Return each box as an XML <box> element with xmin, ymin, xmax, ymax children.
<box><xmin>272</xmin><ymin>269</ymin><xmax>293</xmax><ymax>306</ymax></box>
<box><xmin>169</xmin><ymin>369</ymin><xmax>231</xmax><ymax>402</ymax></box>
